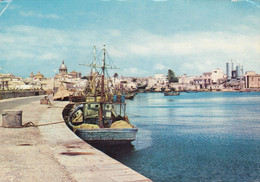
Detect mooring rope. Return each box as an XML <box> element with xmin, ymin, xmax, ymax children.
<box><xmin>22</xmin><ymin>121</ymin><xmax>64</xmax><ymax>127</ymax></box>
<box><xmin>48</xmin><ymin>106</ymin><xmax>64</xmax><ymax>108</ymax></box>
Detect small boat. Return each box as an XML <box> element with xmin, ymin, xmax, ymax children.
<box><xmin>124</xmin><ymin>92</ymin><xmax>136</xmax><ymax>100</ymax></box>
<box><xmin>185</xmin><ymin>90</ymin><xmax>198</xmax><ymax>93</ymax></box>
<box><xmin>62</xmin><ymin>46</ymin><xmax>138</xmax><ymax>145</ymax></box>
<box><xmin>137</xmin><ymin>83</ymin><xmax>147</xmax><ymax>90</ymax></box>
<box><xmin>164</xmin><ymin>91</ymin><xmax>180</xmax><ymax>96</ymax></box>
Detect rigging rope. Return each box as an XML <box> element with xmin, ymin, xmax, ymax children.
<box><xmin>0</xmin><ymin>0</ymin><xmax>12</xmax><ymax>17</ymax></box>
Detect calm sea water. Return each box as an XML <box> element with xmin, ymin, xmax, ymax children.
<box><xmin>105</xmin><ymin>92</ymin><xmax>260</xmax><ymax>182</ymax></box>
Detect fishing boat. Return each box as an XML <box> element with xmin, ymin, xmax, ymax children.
<box><xmin>62</xmin><ymin>46</ymin><xmax>138</xmax><ymax>145</ymax></box>
<box><xmin>164</xmin><ymin>91</ymin><xmax>180</xmax><ymax>96</ymax></box>
<box><xmin>185</xmin><ymin>90</ymin><xmax>198</xmax><ymax>93</ymax></box>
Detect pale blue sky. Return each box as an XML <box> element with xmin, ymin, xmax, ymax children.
<box><xmin>0</xmin><ymin>0</ymin><xmax>259</xmax><ymax>78</ymax></box>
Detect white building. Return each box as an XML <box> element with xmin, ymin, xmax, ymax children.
<box><xmin>211</xmin><ymin>69</ymin><xmax>224</xmax><ymax>84</ymax></box>
<box><xmin>178</xmin><ymin>74</ymin><xmax>196</xmax><ymax>84</ymax></box>
<box><xmin>154</xmin><ymin>73</ymin><xmax>167</xmax><ymax>80</ymax></box>
<box><xmin>146</xmin><ymin>74</ymin><xmax>168</xmax><ymax>91</ymax></box>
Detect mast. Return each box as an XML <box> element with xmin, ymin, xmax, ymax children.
<box><xmin>92</xmin><ymin>46</ymin><xmax>96</xmax><ymax>73</ymax></box>
<box><xmin>91</xmin><ymin>46</ymin><xmax>96</xmax><ymax>95</ymax></box>
<box><xmin>100</xmin><ymin>45</ymin><xmax>106</xmax><ymax>103</ymax></box>
<box><xmin>99</xmin><ymin>45</ymin><xmax>106</xmax><ymax>127</ymax></box>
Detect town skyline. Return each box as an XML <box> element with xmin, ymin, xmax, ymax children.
<box><xmin>0</xmin><ymin>59</ymin><xmax>252</xmax><ymax>79</ymax></box>
<box><xmin>0</xmin><ymin>0</ymin><xmax>259</xmax><ymax>78</ymax></box>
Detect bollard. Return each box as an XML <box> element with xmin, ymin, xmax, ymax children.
<box><xmin>2</xmin><ymin>110</ymin><xmax>23</xmax><ymax>128</ymax></box>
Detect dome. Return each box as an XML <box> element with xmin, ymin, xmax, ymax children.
<box><xmin>59</xmin><ymin>60</ymin><xmax>68</xmax><ymax>74</ymax></box>
<box><xmin>34</xmin><ymin>71</ymin><xmax>44</xmax><ymax>79</ymax></box>
<box><xmin>59</xmin><ymin>60</ymin><xmax>67</xmax><ymax>70</ymax></box>
<box><xmin>35</xmin><ymin>71</ymin><xmax>43</xmax><ymax>77</ymax></box>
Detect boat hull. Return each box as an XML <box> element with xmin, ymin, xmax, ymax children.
<box><xmin>75</xmin><ymin>128</ymin><xmax>138</xmax><ymax>145</ymax></box>
<box><xmin>62</xmin><ymin>102</ymin><xmax>138</xmax><ymax>146</ymax></box>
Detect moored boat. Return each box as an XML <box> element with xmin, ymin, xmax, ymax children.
<box><xmin>137</xmin><ymin>83</ymin><xmax>147</xmax><ymax>90</ymax></box>
<box><xmin>124</xmin><ymin>92</ymin><xmax>136</xmax><ymax>100</ymax></box>
<box><xmin>164</xmin><ymin>91</ymin><xmax>180</xmax><ymax>96</ymax></box>
<box><xmin>62</xmin><ymin>46</ymin><xmax>138</xmax><ymax>145</ymax></box>
<box><xmin>62</xmin><ymin>101</ymin><xmax>138</xmax><ymax>145</ymax></box>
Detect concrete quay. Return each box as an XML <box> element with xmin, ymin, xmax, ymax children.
<box><xmin>0</xmin><ymin>97</ymin><xmax>151</xmax><ymax>182</ymax></box>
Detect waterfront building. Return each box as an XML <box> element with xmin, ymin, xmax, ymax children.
<box><xmin>8</xmin><ymin>80</ymin><xmax>32</xmax><ymax>90</ymax></box>
<box><xmin>191</xmin><ymin>72</ymin><xmax>213</xmax><ymax>90</ymax></box>
<box><xmin>210</xmin><ymin>69</ymin><xmax>225</xmax><ymax>91</ymax></box>
<box><xmin>211</xmin><ymin>69</ymin><xmax>224</xmax><ymax>84</ymax></box>
<box><xmin>0</xmin><ymin>73</ymin><xmax>23</xmax><ymax>90</ymax></box>
<box><xmin>178</xmin><ymin>74</ymin><xmax>196</xmax><ymax>84</ymax></box>
<box><xmin>202</xmin><ymin>72</ymin><xmax>212</xmax><ymax>89</ymax></box>
<box><xmin>177</xmin><ymin>69</ymin><xmax>224</xmax><ymax>91</ymax></box>
<box><xmin>147</xmin><ymin>74</ymin><xmax>168</xmax><ymax>91</ymax></box>
<box><xmin>244</xmin><ymin>71</ymin><xmax>260</xmax><ymax>89</ymax></box>
<box><xmin>113</xmin><ymin>77</ymin><xmax>138</xmax><ymax>91</ymax></box>
<box><xmin>173</xmin><ymin>74</ymin><xmax>196</xmax><ymax>91</ymax></box>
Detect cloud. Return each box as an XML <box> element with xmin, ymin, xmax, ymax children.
<box><xmin>119</xmin><ymin>30</ymin><xmax>259</xmax><ymax>58</ymax></box>
<box><xmin>0</xmin><ymin>25</ymin><xmax>259</xmax><ymax>77</ymax></box>
<box><xmin>19</xmin><ymin>11</ymin><xmax>62</xmax><ymax>19</ymax></box>
<box><xmin>108</xmin><ymin>30</ymin><xmax>259</xmax><ymax>75</ymax></box>
<box><xmin>121</xmin><ymin>67</ymin><xmax>149</xmax><ymax>76</ymax></box>
<box><xmin>155</xmin><ymin>63</ymin><xmax>166</xmax><ymax>71</ymax></box>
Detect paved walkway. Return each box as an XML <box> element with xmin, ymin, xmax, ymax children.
<box><xmin>0</xmin><ymin>97</ymin><xmax>151</xmax><ymax>182</ymax></box>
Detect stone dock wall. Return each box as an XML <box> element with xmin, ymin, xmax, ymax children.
<box><xmin>0</xmin><ymin>90</ymin><xmax>45</xmax><ymax>100</ymax></box>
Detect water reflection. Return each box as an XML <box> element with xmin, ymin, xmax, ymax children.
<box><xmin>91</xmin><ymin>143</ymin><xmax>135</xmax><ymax>159</ymax></box>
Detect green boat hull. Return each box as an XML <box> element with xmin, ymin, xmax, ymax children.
<box><xmin>75</xmin><ymin>128</ymin><xmax>138</xmax><ymax>145</ymax></box>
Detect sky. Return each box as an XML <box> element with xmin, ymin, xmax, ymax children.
<box><xmin>0</xmin><ymin>0</ymin><xmax>259</xmax><ymax>78</ymax></box>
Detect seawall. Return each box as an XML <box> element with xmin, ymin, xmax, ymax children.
<box><xmin>0</xmin><ymin>90</ymin><xmax>45</xmax><ymax>100</ymax></box>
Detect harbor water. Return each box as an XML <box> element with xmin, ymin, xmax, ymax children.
<box><xmin>104</xmin><ymin>92</ymin><xmax>260</xmax><ymax>182</ymax></box>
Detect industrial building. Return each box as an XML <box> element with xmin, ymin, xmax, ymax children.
<box><xmin>225</xmin><ymin>61</ymin><xmax>244</xmax><ymax>90</ymax></box>
<box><xmin>226</xmin><ymin>61</ymin><xmax>244</xmax><ymax>81</ymax></box>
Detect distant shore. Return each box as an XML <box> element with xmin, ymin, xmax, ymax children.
<box><xmin>1</xmin><ymin>88</ymin><xmax>260</xmax><ymax>101</ymax></box>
